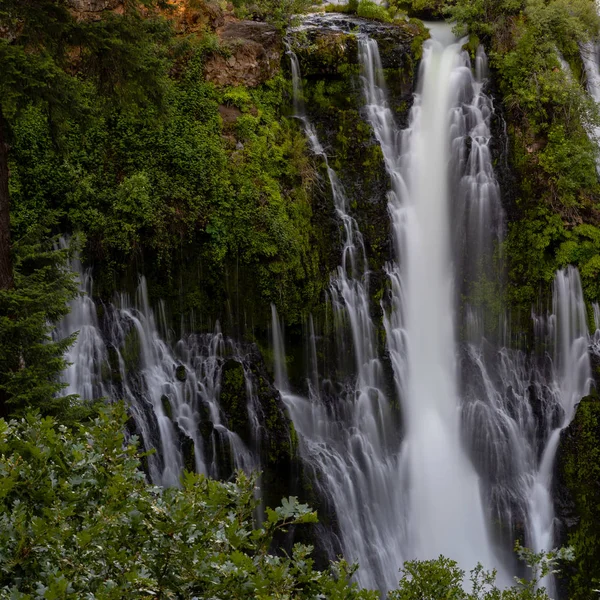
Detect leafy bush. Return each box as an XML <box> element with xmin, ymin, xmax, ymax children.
<box><xmin>356</xmin><ymin>0</ymin><xmax>393</xmax><ymax>22</ymax></box>
<box><xmin>0</xmin><ymin>402</ymin><xmax>568</xmax><ymax>599</ymax></box>
<box><xmin>0</xmin><ymin>404</ymin><xmax>375</xmax><ymax>599</ymax></box>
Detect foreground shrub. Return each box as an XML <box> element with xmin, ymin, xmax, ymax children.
<box><xmin>0</xmin><ymin>403</ymin><xmax>566</xmax><ymax>599</ymax></box>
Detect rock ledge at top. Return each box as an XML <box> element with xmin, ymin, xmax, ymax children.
<box><xmin>66</xmin><ymin>0</ymin><xmax>124</xmax><ymax>20</ymax></box>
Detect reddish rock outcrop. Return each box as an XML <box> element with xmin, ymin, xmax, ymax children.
<box><xmin>204</xmin><ymin>21</ymin><xmax>282</xmax><ymax>88</ymax></box>
<box><xmin>169</xmin><ymin>0</ymin><xmax>224</xmax><ymax>33</ymax></box>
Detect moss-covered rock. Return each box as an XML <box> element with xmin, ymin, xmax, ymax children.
<box><xmin>555</xmin><ymin>393</ymin><xmax>600</xmax><ymax>599</ymax></box>
<box><xmin>287</xmin><ymin>14</ymin><xmax>422</xmax><ymax>337</ymax></box>
<box><xmin>219</xmin><ymin>359</ymin><xmax>252</xmax><ymax>444</ymax></box>
<box><xmin>121</xmin><ymin>327</ymin><xmax>141</xmax><ymax>372</ymax></box>
<box><xmin>175</xmin><ymin>365</ymin><xmax>187</xmax><ymax>381</ymax></box>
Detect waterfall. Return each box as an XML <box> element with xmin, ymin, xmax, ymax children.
<box><xmin>281</xmin><ymin>19</ymin><xmax>600</xmax><ymax>593</ymax></box>
<box><xmin>580</xmin><ymin>40</ymin><xmax>600</xmax><ymax>173</ymax></box>
<box><xmin>53</xmin><ymin>18</ymin><xmax>600</xmax><ymax>595</ymax></box>
<box><xmin>279</xmin><ymin>49</ymin><xmax>406</xmax><ymax>592</ymax></box>
<box><xmin>272</xmin><ymin>305</ymin><xmax>406</xmax><ymax>592</ymax></box>
<box><xmin>55</xmin><ymin>250</ymin><xmax>109</xmax><ymax>402</ymax></box>
<box><xmin>360</xmin><ymin>26</ymin><xmax>504</xmax><ymax>573</ymax></box>
<box><xmin>57</xmin><ymin>248</ymin><xmax>257</xmax><ymax>486</ymax></box>
<box><xmin>592</xmin><ymin>302</ymin><xmax>600</xmax><ymax>354</ymax></box>
<box><xmin>528</xmin><ymin>267</ymin><xmax>592</xmax><ymax>594</ymax></box>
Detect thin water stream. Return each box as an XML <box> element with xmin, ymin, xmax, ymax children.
<box><xmin>279</xmin><ymin>47</ymin><xmax>406</xmax><ymax>591</ymax></box>
<box><xmin>56</xmin><ymin>248</ymin><xmax>259</xmax><ymax>486</ymax></box>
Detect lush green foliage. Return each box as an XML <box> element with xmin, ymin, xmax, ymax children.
<box><xmin>559</xmin><ymin>395</ymin><xmax>600</xmax><ymax>600</ymax></box>
<box><xmin>389</xmin><ymin>0</ymin><xmax>444</xmax><ymax>18</ymax></box>
<box><xmin>0</xmin><ymin>0</ymin><xmax>171</xmax><ymax>139</ymax></box>
<box><xmin>446</xmin><ymin>0</ymin><xmax>600</xmax><ymax>307</ymax></box>
<box><xmin>7</xmin><ymin>10</ymin><xmax>324</xmax><ymax>325</ymax></box>
<box><xmin>390</xmin><ymin>547</ymin><xmax>571</xmax><ymax>600</ymax></box>
<box><xmin>0</xmin><ymin>403</ymin><xmax>566</xmax><ymax>599</ymax></box>
<box><xmin>0</xmin><ymin>404</ymin><xmax>371</xmax><ymax>599</ymax></box>
<box><xmin>0</xmin><ymin>235</ymin><xmax>77</xmax><ymax>417</ymax></box>
<box><xmin>356</xmin><ymin>1</ymin><xmax>394</xmax><ymax>23</ymax></box>
<box><xmin>231</xmin><ymin>0</ymin><xmax>315</xmax><ymax>29</ymax></box>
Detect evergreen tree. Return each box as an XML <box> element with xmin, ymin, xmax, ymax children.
<box><xmin>0</xmin><ymin>233</ymin><xmax>78</xmax><ymax>418</ymax></box>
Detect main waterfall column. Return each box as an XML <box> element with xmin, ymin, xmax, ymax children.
<box><xmin>361</xmin><ymin>25</ymin><xmax>504</xmax><ymax>574</ymax></box>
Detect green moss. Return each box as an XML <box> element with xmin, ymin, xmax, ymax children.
<box><xmin>161</xmin><ymin>395</ymin><xmax>173</xmax><ymax>420</ymax></box>
<box><xmin>175</xmin><ymin>365</ymin><xmax>187</xmax><ymax>382</ymax></box>
<box><xmin>219</xmin><ymin>361</ymin><xmax>250</xmax><ymax>441</ymax></box>
<box><xmin>121</xmin><ymin>328</ymin><xmax>141</xmax><ymax>372</ymax></box>
<box><xmin>408</xmin><ymin>18</ymin><xmax>430</xmax><ymax>61</ymax></box>
<box><xmin>560</xmin><ymin>395</ymin><xmax>600</xmax><ymax>599</ymax></box>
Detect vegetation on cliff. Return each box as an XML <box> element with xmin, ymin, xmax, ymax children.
<box><xmin>3</xmin><ymin>0</ymin><xmax>328</xmax><ymax>332</ymax></box>
<box><xmin>556</xmin><ymin>394</ymin><xmax>600</xmax><ymax>599</ymax></box>
<box><xmin>446</xmin><ymin>0</ymin><xmax>600</xmax><ymax>307</ymax></box>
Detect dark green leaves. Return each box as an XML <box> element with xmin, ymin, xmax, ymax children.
<box><xmin>0</xmin><ymin>404</ymin><xmax>374</xmax><ymax>599</ymax></box>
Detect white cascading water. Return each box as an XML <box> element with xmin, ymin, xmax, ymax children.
<box><xmin>462</xmin><ymin>267</ymin><xmax>593</xmax><ymax>595</ymax></box>
<box><xmin>592</xmin><ymin>302</ymin><xmax>600</xmax><ymax>353</ymax></box>
<box><xmin>54</xmin><ymin>19</ymin><xmax>600</xmax><ymax>595</ymax></box>
<box><xmin>282</xmin><ymin>20</ymin><xmax>600</xmax><ymax>593</ymax></box>
<box><xmin>580</xmin><ymin>36</ymin><xmax>600</xmax><ymax>173</ymax></box>
<box><xmin>528</xmin><ymin>267</ymin><xmax>592</xmax><ymax>593</ymax></box>
<box><xmin>277</xmin><ymin>50</ymin><xmax>406</xmax><ymax>592</ymax></box>
<box><xmin>360</xmin><ymin>26</ymin><xmax>503</xmax><ymax>572</ymax></box>
<box><xmin>56</xmin><ymin>250</ymin><xmax>257</xmax><ymax>486</ymax></box>
<box><xmin>56</xmin><ymin>256</ymin><xmax>109</xmax><ymax>402</ymax></box>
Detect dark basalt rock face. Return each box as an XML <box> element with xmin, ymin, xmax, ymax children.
<box><xmin>287</xmin><ymin>14</ymin><xmax>424</xmax><ymax>321</ymax></box>
<box><xmin>217</xmin><ymin>344</ymin><xmax>306</xmax><ymax>508</ymax></box>
<box><xmin>590</xmin><ymin>348</ymin><xmax>600</xmax><ymax>389</ymax></box>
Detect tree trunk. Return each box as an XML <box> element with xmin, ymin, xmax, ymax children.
<box><xmin>0</xmin><ymin>105</ymin><xmax>13</xmax><ymax>290</ymax></box>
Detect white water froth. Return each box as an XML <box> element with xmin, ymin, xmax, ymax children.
<box><xmin>56</xmin><ymin>251</ymin><xmax>258</xmax><ymax>487</ymax></box>
<box><xmin>580</xmin><ymin>40</ymin><xmax>600</xmax><ymax>173</ymax></box>
<box><xmin>592</xmin><ymin>302</ymin><xmax>600</xmax><ymax>354</ymax></box>
<box><xmin>528</xmin><ymin>268</ymin><xmax>592</xmax><ymax>594</ymax></box>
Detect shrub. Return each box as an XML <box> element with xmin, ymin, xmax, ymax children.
<box><xmin>356</xmin><ymin>0</ymin><xmax>393</xmax><ymax>22</ymax></box>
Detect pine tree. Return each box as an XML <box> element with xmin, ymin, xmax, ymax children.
<box><xmin>0</xmin><ymin>234</ymin><xmax>78</xmax><ymax>417</ymax></box>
